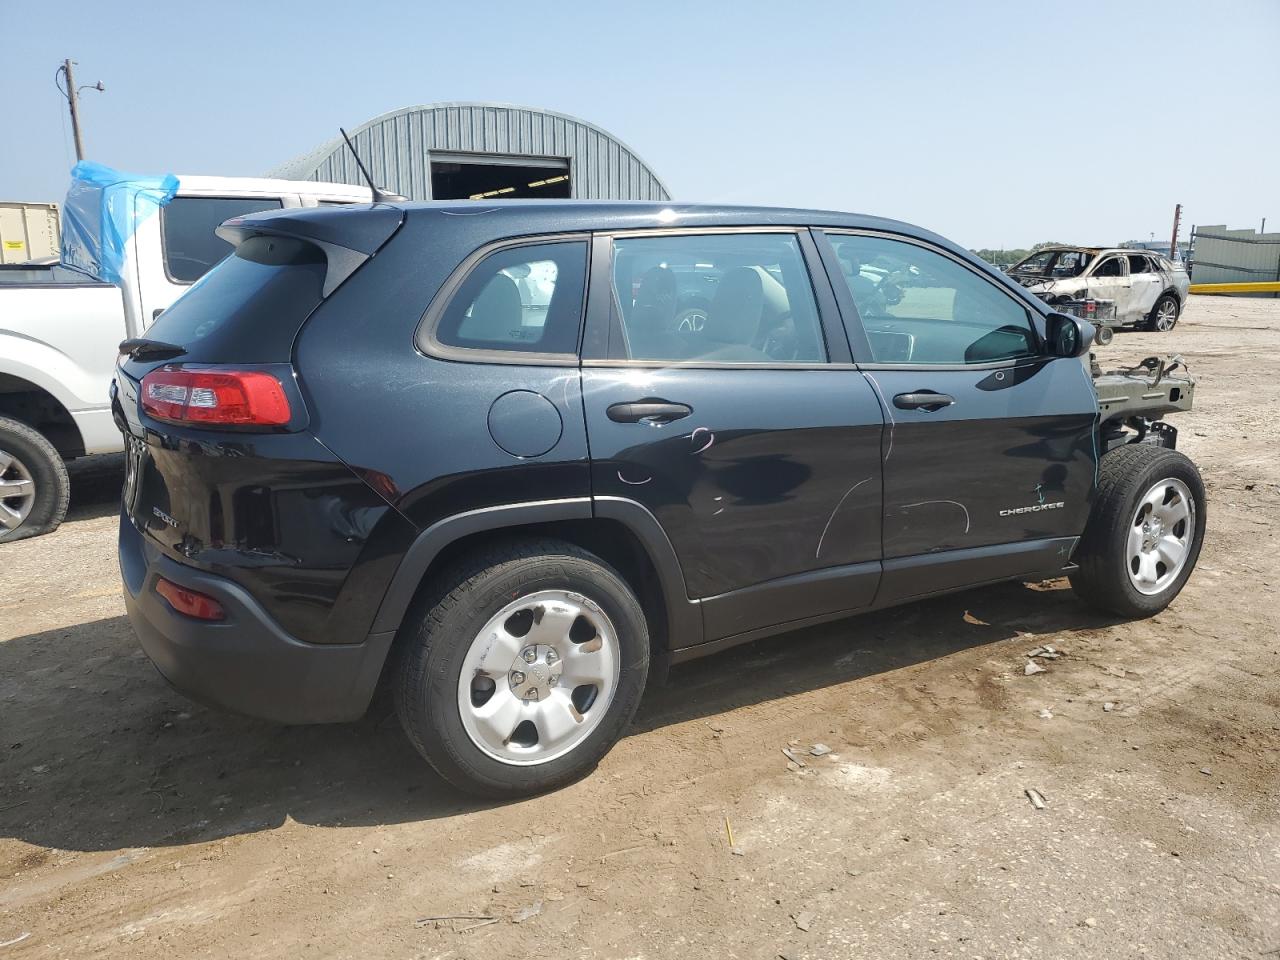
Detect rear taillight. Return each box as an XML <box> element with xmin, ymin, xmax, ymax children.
<box><xmin>141</xmin><ymin>368</ymin><xmax>290</xmax><ymax>427</ymax></box>
<box><xmin>155</xmin><ymin>577</ymin><xmax>226</xmax><ymax>621</ymax></box>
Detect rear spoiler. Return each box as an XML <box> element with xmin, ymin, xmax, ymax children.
<box><xmin>216</xmin><ymin>205</ymin><xmax>404</xmax><ymax>297</ymax></box>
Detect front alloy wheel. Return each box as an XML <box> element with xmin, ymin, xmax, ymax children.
<box><xmin>1125</xmin><ymin>478</ymin><xmax>1195</xmax><ymax>595</ymax></box>
<box><xmin>1070</xmin><ymin>444</ymin><xmax>1205</xmax><ymax>617</ymax></box>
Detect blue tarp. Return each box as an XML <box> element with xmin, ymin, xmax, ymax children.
<box><xmin>60</xmin><ymin>161</ymin><xmax>179</xmax><ymax>285</ymax></box>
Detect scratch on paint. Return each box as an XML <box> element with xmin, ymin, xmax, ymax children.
<box><xmin>690</xmin><ymin>427</ymin><xmax>715</xmax><ymax>454</ymax></box>
<box><xmin>712</xmin><ymin>508</ymin><xmax>725</xmax><ymax>516</ymax></box>
<box><xmin>440</xmin><ymin>207</ymin><xmax>502</xmax><ymax>216</ymax></box>
<box><xmin>617</xmin><ymin>470</ymin><xmax>651</xmax><ymax>486</ymax></box>
<box><xmin>864</xmin><ymin>374</ymin><xmax>895</xmax><ymax>462</ymax></box>
<box><xmin>815</xmin><ymin>476</ymin><xmax>874</xmax><ymax>559</ymax></box>
<box><xmin>902</xmin><ymin>499</ymin><xmax>971</xmax><ymax>534</ymax></box>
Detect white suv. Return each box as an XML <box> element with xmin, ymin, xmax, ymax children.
<box><xmin>1009</xmin><ymin>246</ymin><xmax>1189</xmax><ymax>333</ymax></box>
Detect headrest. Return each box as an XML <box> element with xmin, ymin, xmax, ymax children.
<box><xmin>462</xmin><ymin>273</ymin><xmax>523</xmax><ymax>342</ymax></box>
<box><xmin>632</xmin><ymin>266</ymin><xmax>677</xmax><ymax>329</ymax></box>
<box><xmin>706</xmin><ymin>266</ymin><xmax>789</xmax><ymax>345</ymax></box>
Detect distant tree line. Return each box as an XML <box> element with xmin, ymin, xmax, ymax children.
<box><xmin>971</xmin><ymin>241</ymin><xmax>1067</xmax><ymax>268</ymax></box>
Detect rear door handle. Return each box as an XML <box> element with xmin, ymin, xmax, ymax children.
<box><xmin>607</xmin><ymin>400</ymin><xmax>693</xmax><ymax>424</ymax></box>
<box><xmin>893</xmin><ymin>391</ymin><xmax>955</xmax><ymax>411</ymax></box>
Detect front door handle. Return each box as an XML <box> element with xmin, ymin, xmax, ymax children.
<box><xmin>893</xmin><ymin>391</ymin><xmax>955</xmax><ymax>411</ymax></box>
<box><xmin>607</xmin><ymin>400</ymin><xmax>693</xmax><ymax>424</ymax></box>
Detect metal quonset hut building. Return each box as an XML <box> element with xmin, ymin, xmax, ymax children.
<box><xmin>270</xmin><ymin>102</ymin><xmax>671</xmax><ymax>203</ymax></box>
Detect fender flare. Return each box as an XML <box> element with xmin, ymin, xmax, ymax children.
<box><xmin>367</xmin><ymin>496</ymin><xmax>705</xmax><ymax>651</ymax></box>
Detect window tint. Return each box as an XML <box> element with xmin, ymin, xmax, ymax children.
<box><xmin>147</xmin><ymin>235</ymin><xmax>326</xmax><ymax>350</ymax></box>
<box><xmin>436</xmin><ymin>241</ymin><xmax>587</xmax><ymax>355</ymax></box>
<box><xmin>828</xmin><ymin>234</ymin><xmax>1038</xmax><ymax>365</ymax></box>
<box><xmin>609</xmin><ymin>233</ymin><xmax>825</xmax><ymax>363</ymax></box>
<box><xmin>162</xmin><ymin>196</ymin><xmax>284</xmax><ymax>283</ymax></box>
<box><xmin>1094</xmin><ymin>257</ymin><xmax>1124</xmax><ymax>277</ymax></box>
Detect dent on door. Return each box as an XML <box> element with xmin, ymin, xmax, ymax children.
<box><xmin>582</xmin><ymin>366</ymin><xmax>885</xmax><ymax>640</ymax></box>
<box><xmin>864</xmin><ymin>356</ymin><xmax>1098</xmax><ymax>601</ymax></box>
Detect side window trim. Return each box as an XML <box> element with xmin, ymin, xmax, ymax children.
<box><xmin>416</xmin><ymin>232</ymin><xmax>591</xmax><ymax>366</ymax></box>
<box><xmin>159</xmin><ymin>195</ymin><xmax>285</xmax><ymax>286</ymax></box>
<box><xmin>582</xmin><ymin>226</ymin><xmax>845</xmax><ymax>369</ymax></box>
<box><xmin>816</xmin><ymin>228</ymin><xmax>1046</xmax><ymax>369</ymax></box>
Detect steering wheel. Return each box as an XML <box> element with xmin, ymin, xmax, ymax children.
<box><xmin>879</xmin><ymin>281</ymin><xmax>904</xmax><ymax>306</ymax></box>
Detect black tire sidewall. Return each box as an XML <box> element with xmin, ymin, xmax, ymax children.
<box><xmin>399</xmin><ymin>548</ymin><xmax>650</xmax><ymax>797</ymax></box>
<box><xmin>0</xmin><ymin>417</ymin><xmax>69</xmax><ymax>544</ymax></box>
<box><xmin>1089</xmin><ymin>449</ymin><xmax>1205</xmax><ymax>615</ymax></box>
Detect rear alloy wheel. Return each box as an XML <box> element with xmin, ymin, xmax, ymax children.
<box><xmin>395</xmin><ymin>539</ymin><xmax>649</xmax><ymax>797</ymax></box>
<box><xmin>0</xmin><ymin>416</ymin><xmax>70</xmax><ymax>544</ymax></box>
<box><xmin>458</xmin><ymin>589</ymin><xmax>621</xmax><ymax>765</ymax></box>
<box><xmin>1070</xmin><ymin>444</ymin><xmax>1205</xmax><ymax>617</ymax></box>
<box><xmin>1147</xmin><ymin>294</ymin><xmax>1180</xmax><ymax>332</ymax></box>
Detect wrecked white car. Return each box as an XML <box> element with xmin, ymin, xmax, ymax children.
<box><xmin>1009</xmin><ymin>247</ymin><xmax>1190</xmax><ymax>333</ymax></box>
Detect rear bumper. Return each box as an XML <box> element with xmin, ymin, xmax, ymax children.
<box><xmin>119</xmin><ymin>511</ymin><xmax>394</xmax><ymax>724</ymax></box>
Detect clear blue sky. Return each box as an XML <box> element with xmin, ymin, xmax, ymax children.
<box><xmin>3</xmin><ymin>0</ymin><xmax>1277</xmax><ymax>248</ymax></box>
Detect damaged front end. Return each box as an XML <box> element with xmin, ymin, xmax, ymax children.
<box><xmin>1091</xmin><ymin>354</ymin><xmax>1195</xmax><ymax>452</ymax></box>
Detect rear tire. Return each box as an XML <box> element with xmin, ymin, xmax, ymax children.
<box><xmin>394</xmin><ymin>538</ymin><xmax>650</xmax><ymax>798</ymax></box>
<box><xmin>1146</xmin><ymin>294</ymin><xmax>1180</xmax><ymax>332</ymax></box>
<box><xmin>1070</xmin><ymin>444</ymin><xmax>1205</xmax><ymax>617</ymax></box>
<box><xmin>0</xmin><ymin>416</ymin><xmax>70</xmax><ymax>544</ymax></box>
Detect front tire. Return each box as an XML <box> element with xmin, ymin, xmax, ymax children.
<box><xmin>0</xmin><ymin>416</ymin><xmax>70</xmax><ymax>544</ymax></box>
<box><xmin>1146</xmin><ymin>294</ymin><xmax>1180</xmax><ymax>332</ymax></box>
<box><xmin>394</xmin><ymin>538</ymin><xmax>650</xmax><ymax>798</ymax></box>
<box><xmin>1070</xmin><ymin>444</ymin><xmax>1205</xmax><ymax>617</ymax></box>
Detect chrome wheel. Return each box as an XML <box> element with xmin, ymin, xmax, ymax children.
<box><xmin>457</xmin><ymin>589</ymin><xmax>620</xmax><ymax>765</ymax></box>
<box><xmin>1154</xmin><ymin>299</ymin><xmax>1178</xmax><ymax>331</ymax></box>
<box><xmin>0</xmin><ymin>448</ymin><xmax>36</xmax><ymax>532</ymax></box>
<box><xmin>1127</xmin><ymin>477</ymin><xmax>1195</xmax><ymax>595</ymax></box>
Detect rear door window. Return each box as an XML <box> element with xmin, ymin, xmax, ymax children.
<box><xmin>1127</xmin><ymin>254</ymin><xmax>1154</xmax><ymax>274</ymax></box>
<box><xmin>607</xmin><ymin>232</ymin><xmax>826</xmax><ymax>363</ymax></box>
<box><xmin>162</xmin><ymin>196</ymin><xmax>285</xmax><ymax>283</ymax></box>
<box><xmin>433</xmin><ymin>240</ymin><xmax>588</xmax><ymax>357</ymax></box>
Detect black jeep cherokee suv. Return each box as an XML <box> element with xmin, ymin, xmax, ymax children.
<box><xmin>114</xmin><ymin>201</ymin><xmax>1205</xmax><ymax>796</ymax></box>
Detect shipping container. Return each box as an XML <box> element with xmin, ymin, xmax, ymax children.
<box><xmin>0</xmin><ymin>201</ymin><xmax>60</xmax><ymax>264</ymax></box>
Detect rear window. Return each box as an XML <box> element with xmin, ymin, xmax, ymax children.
<box><xmin>162</xmin><ymin>196</ymin><xmax>284</xmax><ymax>283</ymax></box>
<box><xmin>432</xmin><ymin>240</ymin><xmax>588</xmax><ymax>356</ymax></box>
<box><xmin>145</xmin><ymin>235</ymin><xmax>326</xmax><ymax>361</ymax></box>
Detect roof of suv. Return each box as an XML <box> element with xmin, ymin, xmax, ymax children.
<box><xmin>228</xmin><ymin>199</ymin><xmax>974</xmax><ymax>266</ymax></box>
<box><xmin>394</xmin><ymin>198</ymin><xmax>924</xmax><ymax>234</ymax></box>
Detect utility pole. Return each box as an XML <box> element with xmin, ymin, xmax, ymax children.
<box><xmin>56</xmin><ymin>59</ymin><xmax>104</xmax><ymax>162</ymax></box>
<box><xmin>63</xmin><ymin>59</ymin><xmax>85</xmax><ymax>161</ymax></box>
<box><xmin>1169</xmin><ymin>203</ymin><xmax>1182</xmax><ymax>259</ymax></box>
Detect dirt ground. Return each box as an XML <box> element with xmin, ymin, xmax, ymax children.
<box><xmin>2</xmin><ymin>294</ymin><xmax>1278</xmax><ymax>960</ymax></box>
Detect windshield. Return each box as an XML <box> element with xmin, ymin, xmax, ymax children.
<box><xmin>1011</xmin><ymin>249</ymin><xmax>1094</xmax><ymax>279</ymax></box>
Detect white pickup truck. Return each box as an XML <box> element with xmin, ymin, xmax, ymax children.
<box><xmin>0</xmin><ymin>173</ymin><xmax>371</xmax><ymax>541</ymax></box>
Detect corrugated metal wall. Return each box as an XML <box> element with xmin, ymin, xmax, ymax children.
<box><xmin>1191</xmin><ymin>225</ymin><xmax>1280</xmax><ymax>285</ymax></box>
<box><xmin>270</xmin><ymin>102</ymin><xmax>670</xmax><ymax>202</ymax></box>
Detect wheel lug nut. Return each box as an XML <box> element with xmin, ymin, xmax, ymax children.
<box><xmin>545</xmin><ymin>649</ymin><xmax>558</xmax><ymax>664</ymax></box>
<box><xmin>522</xmin><ymin>648</ymin><xmax>536</xmax><ymax>664</ymax></box>
<box><xmin>511</xmin><ymin>671</ymin><xmax>525</xmax><ymax>685</ymax></box>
